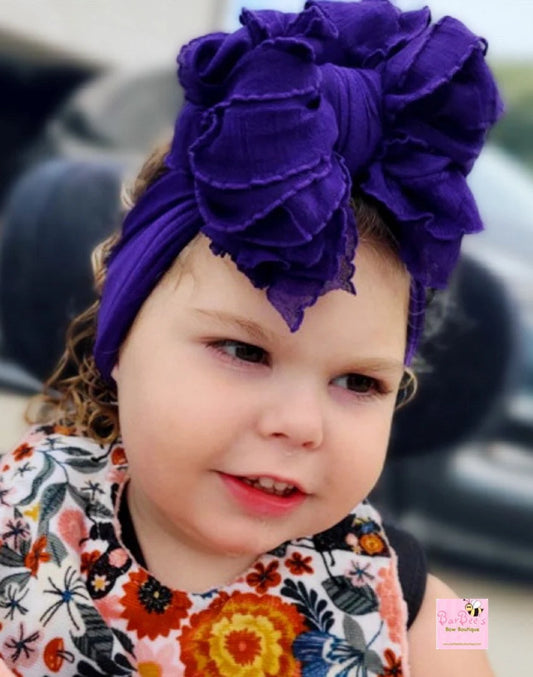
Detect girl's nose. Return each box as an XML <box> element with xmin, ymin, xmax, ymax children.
<box><xmin>256</xmin><ymin>382</ymin><xmax>324</xmax><ymax>450</ymax></box>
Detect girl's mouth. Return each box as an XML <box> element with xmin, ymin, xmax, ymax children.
<box><xmin>240</xmin><ymin>476</ymin><xmax>297</xmax><ymax>497</ymax></box>
<box><xmin>219</xmin><ymin>473</ymin><xmax>306</xmax><ymax>517</ymax></box>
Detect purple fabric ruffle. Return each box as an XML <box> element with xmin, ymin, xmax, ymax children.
<box><xmin>94</xmin><ymin>0</ymin><xmax>503</xmax><ymax>379</ymax></box>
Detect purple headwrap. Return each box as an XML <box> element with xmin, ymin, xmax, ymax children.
<box><xmin>94</xmin><ymin>0</ymin><xmax>503</xmax><ymax>380</ymax></box>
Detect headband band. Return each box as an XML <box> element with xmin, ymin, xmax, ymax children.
<box><xmin>94</xmin><ymin>0</ymin><xmax>502</xmax><ymax>380</ymax></box>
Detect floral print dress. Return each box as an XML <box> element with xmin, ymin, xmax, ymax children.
<box><xmin>0</xmin><ymin>426</ymin><xmax>409</xmax><ymax>676</ymax></box>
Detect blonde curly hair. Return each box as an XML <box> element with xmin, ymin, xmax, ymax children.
<box><xmin>28</xmin><ymin>145</ymin><xmax>170</xmax><ymax>444</ymax></box>
<box><xmin>29</xmin><ymin>142</ymin><xmax>410</xmax><ymax>445</ymax></box>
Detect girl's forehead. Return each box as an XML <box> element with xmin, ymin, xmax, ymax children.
<box><xmin>168</xmin><ymin>233</ymin><xmax>408</xmax><ymax>294</ymax></box>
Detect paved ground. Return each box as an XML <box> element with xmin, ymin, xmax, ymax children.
<box><xmin>1</xmin><ymin>389</ymin><xmax>531</xmax><ymax>675</ymax></box>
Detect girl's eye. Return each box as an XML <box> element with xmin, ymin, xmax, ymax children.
<box><xmin>212</xmin><ymin>340</ymin><xmax>269</xmax><ymax>365</ymax></box>
<box><xmin>332</xmin><ymin>373</ymin><xmax>381</xmax><ymax>395</ymax></box>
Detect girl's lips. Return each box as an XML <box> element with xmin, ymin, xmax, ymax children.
<box><xmin>218</xmin><ymin>472</ymin><xmax>307</xmax><ymax>518</ymax></box>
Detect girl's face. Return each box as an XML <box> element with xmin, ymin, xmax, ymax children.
<box><xmin>113</xmin><ymin>235</ymin><xmax>410</xmax><ymax>581</ymax></box>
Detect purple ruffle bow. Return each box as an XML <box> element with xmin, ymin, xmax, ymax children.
<box><xmin>94</xmin><ymin>0</ymin><xmax>503</xmax><ymax>380</ymax></box>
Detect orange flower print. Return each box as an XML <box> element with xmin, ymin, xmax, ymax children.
<box><xmin>24</xmin><ymin>535</ymin><xmax>51</xmax><ymax>576</ymax></box>
<box><xmin>111</xmin><ymin>446</ymin><xmax>127</xmax><ymax>466</ymax></box>
<box><xmin>13</xmin><ymin>443</ymin><xmax>33</xmax><ymax>463</ymax></box>
<box><xmin>80</xmin><ymin>550</ymin><xmax>101</xmax><ymax>574</ymax></box>
<box><xmin>376</xmin><ymin>566</ymin><xmax>404</xmax><ymax>644</ymax></box>
<box><xmin>358</xmin><ymin>533</ymin><xmax>387</xmax><ymax>556</ymax></box>
<box><xmin>245</xmin><ymin>561</ymin><xmax>281</xmax><ymax>593</ymax></box>
<box><xmin>379</xmin><ymin>648</ymin><xmax>403</xmax><ymax>676</ymax></box>
<box><xmin>120</xmin><ymin>570</ymin><xmax>191</xmax><ymax>640</ymax></box>
<box><xmin>180</xmin><ymin>591</ymin><xmax>306</xmax><ymax>676</ymax></box>
<box><xmin>285</xmin><ymin>551</ymin><xmax>313</xmax><ymax>575</ymax></box>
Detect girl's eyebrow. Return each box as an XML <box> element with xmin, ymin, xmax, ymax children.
<box><xmin>191</xmin><ymin>308</ymin><xmax>280</xmax><ymax>345</ymax></box>
<box><xmin>191</xmin><ymin>307</ymin><xmax>405</xmax><ymax>373</ymax></box>
<box><xmin>347</xmin><ymin>357</ymin><xmax>405</xmax><ymax>375</ymax></box>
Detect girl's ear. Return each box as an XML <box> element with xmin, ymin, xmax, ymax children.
<box><xmin>395</xmin><ymin>368</ymin><xmax>417</xmax><ymax>409</ymax></box>
<box><xmin>111</xmin><ymin>364</ymin><xmax>119</xmax><ymax>382</ymax></box>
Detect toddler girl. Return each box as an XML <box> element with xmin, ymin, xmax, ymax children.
<box><xmin>0</xmin><ymin>1</ymin><xmax>501</xmax><ymax>675</ymax></box>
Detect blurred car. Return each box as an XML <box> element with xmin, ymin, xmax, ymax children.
<box><xmin>376</xmin><ymin>145</ymin><xmax>533</xmax><ymax>578</ymax></box>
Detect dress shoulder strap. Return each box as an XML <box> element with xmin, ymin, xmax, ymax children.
<box><xmin>384</xmin><ymin>522</ymin><xmax>427</xmax><ymax>628</ymax></box>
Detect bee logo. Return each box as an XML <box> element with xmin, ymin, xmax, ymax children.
<box><xmin>464</xmin><ymin>599</ymin><xmax>484</xmax><ymax>617</ymax></box>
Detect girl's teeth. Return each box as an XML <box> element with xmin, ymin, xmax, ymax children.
<box><xmin>274</xmin><ymin>480</ymin><xmax>292</xmax><ymax>493</ymax></box>
<box><xmin>257</xmin><ymin>477</ymin><xmax>274</xmax><ymax>490</ymax></box>
<box><xmin>242</xmin><ymin>477</ymin><xmax>296</xmax><ymax>496</ymax></box>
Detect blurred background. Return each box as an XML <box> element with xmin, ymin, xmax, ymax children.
<box><xmin>0</xmin><ymin>1</ymin><xmax>531</xmax><ymax>674</ymax></box>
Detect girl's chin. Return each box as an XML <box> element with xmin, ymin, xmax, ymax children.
<box><xmin>208</xmin><ymin>536</ymin><xmax>283</xmax><ymax>560</ymax></box>
<box><xmin>200</xmin><ymin>526</ymin><xmax>294</xmax><ymax>564</ymax></box>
